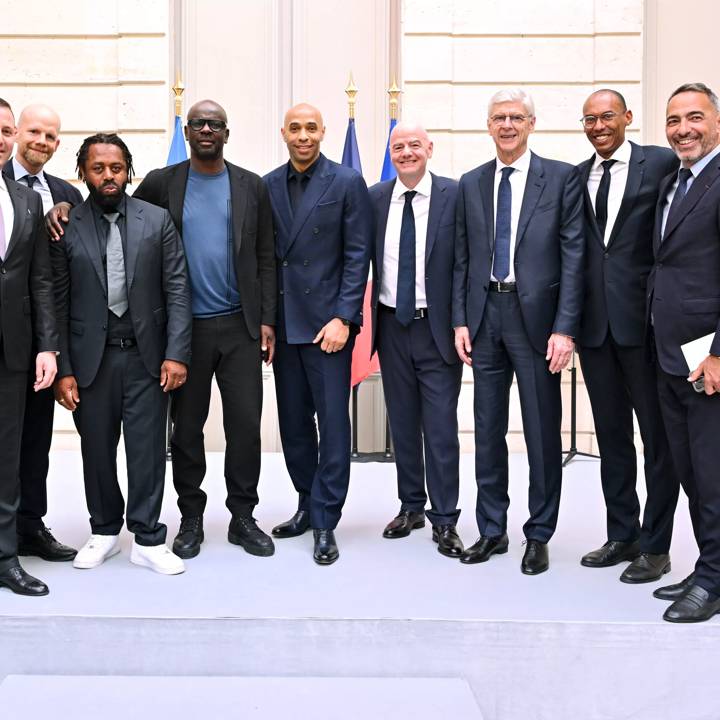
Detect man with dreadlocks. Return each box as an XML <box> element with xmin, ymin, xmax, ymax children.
<box><xmin>50</xmin><ymin>133</ymin><xmax>192</xmax><ymax>575</ymax></box>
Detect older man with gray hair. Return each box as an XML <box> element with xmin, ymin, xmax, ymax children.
<box><xmin>452</xmin><ymin>88</ymin><xmax>584</xmax><ymax>574</ymax></box>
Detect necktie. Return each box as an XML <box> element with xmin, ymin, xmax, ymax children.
<box><xmin>104</xmin><ymin>212</ymin><xmax>129</xmax><ymax>317</ymax></box>
<box><xmin>594</xmin><ymin>159</ymin><xmax>617</xmax><ymax>241</ymax></box>
<box><xmin>663</xmin><ymin>168</ymin><xmax>693</xmax><ymax>239</ymax></box>
<box><xmin>492</xmin><ymin>167</ymin><xmax>514</xmax><ymax>281</ymax></box>
<box><xmin>25</xmin><ymin>175</ymin><xmax>38</xmax><ymax>191</ymax></box>
<box><xmin>0</xmin><ymin>199</ymin><xmax>6</xmax><ymax>261</ymax></box>
<box><xmin>395</xmin><ymin>190</ymin><xmax>417</xmax><ymax>327</ymax></box>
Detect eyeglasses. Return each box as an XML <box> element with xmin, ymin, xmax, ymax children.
<box><xmin>187</xmin><ymin>118</ymin><xmax>227</xmax><ymax>132</ymax></box>
<box><xmin>489</xmin><ymin>114</ymin><xmax>530</xmax><ymax>126</ymax></box>
<box><xmin>580</xmin><ymin>112</ymin><xmax>619</xmax><ymax>128</ymax></box>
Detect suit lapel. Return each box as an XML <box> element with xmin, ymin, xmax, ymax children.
<box><xmin>73</xmin><ymin>201</ymin><xmax>107</xmax><ymax>293</ymax></box>
<box><xmin>426</xmin><ymin>173</ymin><xmax>447</xmax><ymax>262</ymax></box>
<box><xmin>287</xmin><ymin>155</ymin><xmax>333</xmax><ymax>253</ymax></box>
<box><xmin>4</xmin><ymin>180</ymin><xmax>28</xmax><ymax>262</ymax></box>
<box><xmin>515</xmin><ymin>152</ymin><xmax>546</xmax><ymax>250</ymax></box>
<box><xmin>374</xmin><ymin>180</ymin><xmax>394</xmax><ymax>288</ymax></box>
<box><xmin>662</xmin><ymin>160</ymin><xmax>720</xmax><ymax>242</ymax></box>
<box><xmin>124</xmin><ymin>198</ymin><xmax>144</xmax><ymax>290</ymax></box>
<box><xmin>168</xmin><ymin>162</ymin><xmax>189</xmax><ymax>233</ymax></box>
<box><xmin>578</xmin><ymin>156</ymin><xmax>604</xmax><ymax>247</ymax></box>
<box><xmin>479</xmin><ymin>163</ymin><xmax>495</xmax><ymax>254</ymax></box>
<box><xmin>654</xmin><ymin>172</ymin><xmax>675</xmax><ymax>254</ymax></box>
<box><xmin>229</xmin><ymin>164</ymin><xmax>248</xmax><ymax>253</ymax></box>
<box><xmin>267</xmin><ymin>169</ymin><xmax>292</xmax><ymax>242</ymax></box>
<box><xmin>607</xmin><ymin>143</ymin><xmax>644</xmax><ymax>248</ymax></box>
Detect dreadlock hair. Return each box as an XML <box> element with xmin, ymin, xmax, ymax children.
<box><xmin>75</xmin><ymin>133</ymin><xmax>134</xmax><ymax>182</ymax></box>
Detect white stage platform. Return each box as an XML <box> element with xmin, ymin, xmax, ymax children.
<box><xmin>1</xmin><ymin>451</ymin><xmax>719</xmax><ymax>720</ymax></box>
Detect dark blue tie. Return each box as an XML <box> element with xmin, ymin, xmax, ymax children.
<box><xmin>493</xmin><ymin>167</ymin><xmax>514</xmax><ymax>281</ymax></box>
<box><xmin>395</xmin><ymin>190</ymin><xmax>417</xmax><ymax>326</ymax></box>
<box><xmin>25</xmin><ymin>175</ymin><xmax>39</xmax><ymax>191</ymax></box>
<box><xmin>663</xmin><ymin>168</ymin><xmax>693</xmax><ymax>239</ymax></box>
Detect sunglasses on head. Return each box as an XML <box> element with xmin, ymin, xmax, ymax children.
<box><xmin>187</xmin><ymin>118</ymin><xmax>227</xmax><ymax>132</ymax></box>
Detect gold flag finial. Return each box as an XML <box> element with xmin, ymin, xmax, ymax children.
<box><xmin>345</xmin><ymin>73</ymin><xmax>359</xmax><ymax>120</ymax></box>
<box><xmin>388</xmin><ymin>78</ymin><xmax>402</xmax><ymax>121</ymax></box>
<box><xmin>172</xmin><ymin>76</ymin><xmax>185</xmax><ymax>118</ymax></box>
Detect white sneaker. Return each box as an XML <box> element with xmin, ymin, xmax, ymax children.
<box><xmin>130</xmin><ymin>541</ymin><xmax>185</xmax><ymax>575</ymax></box>
<box><xmin>73</xmin><ymin>534</ymin><xmax>121</xmax><ymax>569</ymax></box>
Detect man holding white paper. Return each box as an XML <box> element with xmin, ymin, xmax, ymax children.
<box><xmin>649</xmin><ymin>82</ymin><xmax>720</xmax><ymax>623</ymax></box>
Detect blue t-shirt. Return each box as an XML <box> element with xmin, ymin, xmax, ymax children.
<box><xmin>182</xmin><ymin>167</ymin><xmax>241</xmax><ymax>318</ymax></box>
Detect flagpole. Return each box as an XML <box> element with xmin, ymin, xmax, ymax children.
<box><xmin>172</xmin><ymin>76</ymin><xmax>185</xmax><ymax>118</ymax></box>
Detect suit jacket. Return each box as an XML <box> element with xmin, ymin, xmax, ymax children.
<box><xmin>264</xmin><ymin>154</ymin><xmax>372</xmax><ymax>344</ymax></box>
<box><xmin>132</xmin><ymin>159</ymin><xmax>276</xmax><ymax>338</ymax></box>
<box><xmin>50</xmin><ymin>195</ymin><xmax>192</xmax><ymax>387</ymax></box>
<box><xmin>577</xmin><ymin>142</ymin><xmax>678</xmax><ymax>348</ymax></box>
<box><xmin>0</xmin><ymin>178</ymin><xmax>58</xmax><ymax>370</ymax></box>
<box><xmin>648</xmin><ymin>154</ymin><xmax>720</xmax><ymax>376</ymax></box>
<box><xmin>452</xmin><ymin>151</ymin><xmax>585</xmax><ymax>353</ymax></box>
<box><xmin>369</xmin><ymin>172</ymin><xmax>459</xmax><ymax>365</ymax></box>
<box><xmin>2</xmin><ymin>160</ymin><xmax>84</xmax><ymax>206</ymax></box>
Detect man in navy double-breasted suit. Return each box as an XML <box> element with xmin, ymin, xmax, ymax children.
<box><xmin>264</xmin><ymin>104</ymin><xmax>371</xmax><ymax>565</ymax></box>
<box><xmin>368</xmin><ymin>122</ymin><xmax>464</xmax><ymax>559</ymax></box>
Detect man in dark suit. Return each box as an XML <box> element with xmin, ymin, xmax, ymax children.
<box><xmin>130</xmin><ymin>100</ymin><xmax>277</xmax><ymax>560</ymax></box>
<box><xmin>2</xmin><ymin>104</ymin><xmax>82</xmax><ymax>563</ymax></box>
<box><xmin>453</xmin><ymin>88</ymin><xmax>584</xmax><ymax>574</ymax></box>
<box><xmin>52</xmin><ymin>133</ymin><xmax>191</xmax><ymax>575</ymax></box>
<box><xmin>264</xmin><ymin>103</ymin><xmax>372</xmax><ymax>565</ymax></box>
<box><xmin>0</xmin><ymin>98</ymin><xmax>58</xmax><ymax>596</ymax></box>
<box><xmin>576</xmin><ymin>89</ymin><xmax>680</xmax><ymax>583</ymax></box>
<box><xmin>368</xmin><ymin>122</ymin><xmax>463</xmax><ymax>558</ymax></box>
<box><xmin>649</xmin><ymin>83</ymin><xmax>720</xmax><ymax>622</ymax></box>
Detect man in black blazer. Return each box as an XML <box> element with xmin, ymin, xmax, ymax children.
<box><xmin>576</xmin><ymin>89</ymin><xmax>680</xmax><ymax>583</ymax></box>
<box><xmin>131</xmin><ymin>100</ymin><xmax>277</xmax><ymax>560</ymax></box>
<box><xmin>369</xmin><ymin>122</ymin><xmax>463</xmax><ymax>558</ymax></box>
<box><xmin>52</xmin><ymin>133</ymin><xmax>191</xmax><ymax>575</ymax></box>
<box><xmin>649</xmin><ymin>83</ymin><xmax>720</xmax><ymax>622</ymax></box>
<box><xmin>0</xmin><ymin>98</ymin><xmax>58</xmax><ymax>597</ymax></box>
<box><xmin>453</xmin><ymin>89</ymin><xmax>584</xmax><ymax>574</ymax></box>
<box><xmin>2</xmin><ymin>104</ymin><xmax>82</xmax><ymax>563</ymax></box>
<box><xmin>264</xmin><ymin>103</ymin><xmax>372</xmax><ymax>565</ymax></box>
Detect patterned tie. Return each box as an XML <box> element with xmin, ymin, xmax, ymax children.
<box><xmin>395</xmin><ymin>190</ymin><xmax>417</xmax><ymax>326</ymax></box>
<box><xmin>492</xmin><ymin>166</ymin><xmax>514</xmax><ymax>281</ymax></box>
<box><xmin>0</xmin><ymin>200</ymin><xmax>6</xmax><ymax>261</ymax></box>
<box><xmin>104</xmin><ymin>212</ymin><xmax>129</xmax><ymax>317</ymax></box>
<box><xmin>663</xmin><ymin>168</ymin><xmax>693</xmax><ymax>239</ymax></box>
<box><xmin>594</xmin><ymin>159</ymin><xmax>617</xmax><ymax>241</ymax></box>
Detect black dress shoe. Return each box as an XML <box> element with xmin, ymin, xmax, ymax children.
<box><xmin>172</xmin><ymin>516</ymin><xmax>204</xmax><ymax>559</ymax></box>
<box><xmin>654</xmin><ymin>572</ymin><xmax>696</xmax><ymax>601</ymax></box>
<box><xmin>432</xmin><ymin>524</ymin><xmax>464</xmax><ymax>557</ymax></box>
<box><xmin>460</xmin><ymin>534</ymin><xmax>509</xmax><ymax>564</ymax></box>
<box><xmin>272</xmin><ymin>510</ymin><xmax>311</xmax><ymax>538</ymax></box>
<box><xmin>17</xmin><ymin>526</ymin><xmax>77</xmax><ymax>562</ymax></box>
<box><xmin>521</xmin><ymin>540</ymin><xmax>549</xmax><ymax>575</ymax></box>
<box><xmin>620</xmin><ymin>552</ymin><xmax>671</xmax><ymax>584</ymax></box>
<box><xmin>0</xmin><ymin>565</ymin><xmax>49</xmax><ymax>596</ymax></box>
<box><xmin>228</xmin><ymin>516</ymin><xmax>275</xmax><ymax>557</ymax></box>
<box><xmin>580</xmin><ymin>540</ymin><xmax>640</xmax><ymax>568</ymax></box>
<box><xmin>663</xmin><ymin>584</ymin><xmax>720</xmax><ymax>623</ymax></box>
<box><xmin>313</xmin><ymin>529</ymin><xmax>339</xmax><ymax>565</ymax></box>
<box><xmin>382</xmin><ymin>510</ymin><xmax>425</xmax><ymax>539</ymax></box>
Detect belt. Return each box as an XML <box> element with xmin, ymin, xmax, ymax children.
<box><xmin>488</xmin><ymin>281</ymin><xmax>517</xmax><ymax>293</ymax></box>
<box><xmin>379</xmin><ymin>303</ymin><xmax>428</xmax><ymax>320</ymax></box>
<box><xmin>107</xmin><ymin>337</ymin><xmax>136</xmax><ymax>349</ymax></box>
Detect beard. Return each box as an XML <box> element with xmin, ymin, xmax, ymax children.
<box><xmin>22</xmin><ymin>146</ymin><xmax>52</xmax><ymax>168</ymax></box>
<box><xmin>86</xmin><ymin>180</ymin><xmax>127</xmax><ymax>210</ymax></box>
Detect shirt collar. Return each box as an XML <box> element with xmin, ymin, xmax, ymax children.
<box><xmin>592</xmin><ymin>139</ymin><xmax>631</xmax><ymax>170</ymax></box>
<box><xmin>392</xmin><ymin>171</ymin><xmax>432</xmax><ymax>200</ymax></box>
<box><xmin>496</xmin><ymin>149</ymin><xmax>531</xmax><ymax>175</ymax></box>
<box><xmin>687</xmin><ymin>143</ymin><xmax>720</xmax><ymax>179</ymax></box>
<box><xmin>12</xmin><ymin>157</ymin><xmax>46</xmax><ymax>187</ymax></box>
<box><xmin>287</xmin><ymin>156</ymin><xmax>319</xmax><ymax>182</ymax></box>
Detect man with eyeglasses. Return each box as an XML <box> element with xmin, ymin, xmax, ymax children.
<box><xmin>575</xmin><ymin>89</ymin><xmax>679</xmax><ymax>584</ymax></box>
<box><xmin>129</xmin><ymin>100</ymin><xmax>276</xmax><ymax>559</ymax></box>
<box><xmin>453</xmin><ymin>88</ymin><xmax>584</xmax><ymax>574</ymax></box>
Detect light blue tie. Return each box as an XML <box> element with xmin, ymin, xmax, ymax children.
<box><xmin>104</xmin><ymin>212</ymin><xmax>128</xmax><ymax>317</ymax></box>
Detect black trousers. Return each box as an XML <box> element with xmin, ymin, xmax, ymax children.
<box><xmin>0</xmin><ymin>353</ymin><xmax>28</xmax><ymax>572</ymax></box>
<box><xmin>579</xmin><ymin>334</ymin><xmax>679</xmax><ymax>553</ymax></box>
<box><xmin>171</xmin><ymin>313</ymin><xmax>262</xmax><ymax>520</ymax></box>
<box><xmin>376</xmin><ymin>307</ymin><xmax>462</xmax><ymax>526</ymax></box>
<box><xmin>470</xmin><ymin>291</ymin><xmax>563</xmax><ymax>542</ymax></box>
<box><xmin>73</xmin><ymin>346</ymin><xmax>167</xmax><ymax>546</ymax></box>
<box><xmin>273</xmin><ymin>336</ymin><xmax>355</xmax><ymax>530</ymax></box>
<box><xmin>656</xmin><ymin>368</ymin><xmax>720</xmax><ymax>595</ymax></box>
<box><xmin>17</xmin><ymin>381</ymin><xmax>55</xmax><ymax>534</ymax></box>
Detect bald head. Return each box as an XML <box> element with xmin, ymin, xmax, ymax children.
<box><xmin>187</xmin><ymin>99</ymin><xmax>228</xmax><ymax>124</ymax></box>
<box><xmin>15</xmin><ymin>103</ymin><xmax>62</xmax><ymax>174</ymax></box>
<box><xmin>282</xmin><ymin>103</ymin><xmax>326</xmax><ymax>171</ymax></box>
<box><xmin>389</xmin><ymin>121</ymin><xmax>433</xmax><ymax>188</ymax></box>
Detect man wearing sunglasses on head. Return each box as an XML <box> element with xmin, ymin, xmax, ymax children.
<box><xmin>48</xmin><ymin>100</ymin><xmax>277</xmax><ymax>560</ymax></box>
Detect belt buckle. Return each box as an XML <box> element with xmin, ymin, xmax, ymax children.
<box><xmin>119</xmin><ymin>338</ymin><xmax>128</xmax><ymax>350</ymax></box>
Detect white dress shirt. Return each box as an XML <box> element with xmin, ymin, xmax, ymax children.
<box><xmin>379</xmin><ymin>171</ymin><xmax>432</xmax><ymax>308</ymax></box>
<box><xmin>0</xmin><ymin>174</ymin><xmax>15</xmax><ymax>259</ymax></box>
<box><xmin>491</xmin><ymin>150</ymin><xmax>531</xmax><ymax>282</ymax></box>
<box><xmin>661</xmin><ymin>143</ymin><xmax>720</xmax><ymax>237</ymax></box>
<box><xmin>12</xmin><ymin>157</ymin><xmax>54</xmax><ymax>214</ymax></box>
<box><xmin>586</xmin><ymin>139</ymin><xmax>631</xmax><ymax>245</ymax></box>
